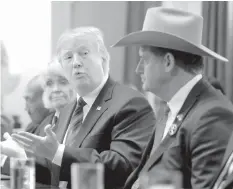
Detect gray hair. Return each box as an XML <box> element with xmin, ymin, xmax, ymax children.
<box><xmin>40</xmin><ymin>59</ymin><xmax>76</xmax><ymax>109</ymax></box>
<box><xmin>56</xmin><ymin>26</ymin><xmax>110</xmax><ymax>75</ymax></box>
<box><xmin>40</xmin><ymin>58</ymin><xmax>68</xmax><ymax>88</ymax></box>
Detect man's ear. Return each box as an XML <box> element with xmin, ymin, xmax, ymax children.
<box><xmin>163</xmin><ymin>52</ymin><xmax>175</xmax><ymax>73</ymax></box>
<box><xmin>101</xmin><ymin>56</ymin><xmax>107</xmax><ymax>73</ymax></box>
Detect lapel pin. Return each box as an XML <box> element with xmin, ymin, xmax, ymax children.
<box><xmin>177</xmin><ymin>114</ymin><xmax>184</xmax><ymax>122</ymax></box>
<box><xmin>169</xmin><ymin>124</ymin><xmax>178</xmax><ymax>136</ymax></box>
<box><xmin>96</xmin><ymin>106</ymin><xmax>101</xmax><ymax>111</ymax></box>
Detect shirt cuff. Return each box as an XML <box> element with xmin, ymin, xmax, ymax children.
<box><xmin>52</xmin><ymin>144</ymin><xmax>65</xmax><ymax>166</ymax></box>
<box><xmin>1</xmin><ymin>155</ymin><xmax>8</xmax><ymax>167</ymax></box>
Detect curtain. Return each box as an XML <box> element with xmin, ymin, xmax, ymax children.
<box><xmin>202</xmin><ymin>1</ymin><xmax>233</xmax><ymax>101</ymax></box>
<box><xmin>123</xmin><ymin>1</ymin><xmax>162</xmax><ymax>90</ymax></box>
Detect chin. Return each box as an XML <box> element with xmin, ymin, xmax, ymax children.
<box><xmin>142</xmin><ymin>83</ymin><xmax>150</xmax><ymax>92</ymax></box>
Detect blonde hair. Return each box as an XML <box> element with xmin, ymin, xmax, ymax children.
<box><xmin>40</xmin><ymin>59</ymin><xmax>76</xmax><ymax>109</ymax></box>
<box><xmin>56</xmin><ymin>26</ymin><xmax>110</xmax><ymax>75</ymax></box>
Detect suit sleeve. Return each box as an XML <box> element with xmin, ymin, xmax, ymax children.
<box><xmin>59</xmin><ymin>97</ymin><xmax>155</xmax><ymax>188</ymax></box>
<box><xmin>190</xmin><ymin>107</ymin><xmax>233</xmax><ymax>188</ymax></box>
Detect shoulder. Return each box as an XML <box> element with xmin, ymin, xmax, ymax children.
<box><xmin>108</xmin><ymin>82</ymin><xmax>154</xmax><ymax>118</ymax></box>
<box><xmin>194</xmin><ymin>84</ymin><xmax>233</xmax><ymax>121</ymax></box>
<box><xmin>183</xmin><ymin>84</ymin><xmax>233</xmax><ymax>140</ymax></box>
<box><xmin>112</xmin><ymin>81</ymin><xmax>147</xmax><ymax>101</ymax></box>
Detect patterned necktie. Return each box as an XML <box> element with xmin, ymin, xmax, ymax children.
<box><xmin>65</xmin><ymin>97</ymin><xmax>86</xmax><ymax>145</ymax></box>
<box><xmin>214</xmin><ymin>152</ymin><xmax>233</xmax><ymax>189</ymax></box>
<box><xmin>150</xmin><ymin>103</ymin><xmax>170</xmax><ymax>156</ymax></box>
<box><xmin>51</xmin><ymin>115</ymin><xmax>58</xmax><ymax>130</ymax></box>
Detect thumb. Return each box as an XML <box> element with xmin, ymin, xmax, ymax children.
<box><xmin>3</xmin><ymin>132</ymin><xmax>11</xmax><ymax>140</ymax></box>
<box><xmin>44</xmin><ymin>124</ymin><xmax>56</xmax><ymax>139</ymax></box>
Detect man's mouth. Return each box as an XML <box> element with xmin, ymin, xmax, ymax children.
<box><xmin>140</xmin><ymin>75</ymin><xmax>146</xmax><ymax>83</ymax></box>
<box><xmin>74</xmin><ymin>72</ymin><xmax>85</xmax><ymax>78</ymax></box>
<box><xmin>50</xmin><ymin>94</ymin><xmax>65</xmax><ymax>100</ymax></box>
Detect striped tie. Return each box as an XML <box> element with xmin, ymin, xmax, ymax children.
<box><xmin>65</xmin><ymin>97</ymin><xmax>86</xmax><ymax>145</ymax></box>
<box><xmin>51</xmin><ymin>115</ymin><xmax>58</xmax><ymax>130</ymax></box>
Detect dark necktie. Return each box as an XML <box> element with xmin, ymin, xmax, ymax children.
<box><xmin>51</xmin><ymin>115</ymin><xmax>58</xmax><ymax>130</ymax></box>
<box><xmin>65</xmin><ymin>97</ymin><xmax>86</xmax><ymax>145</ymax></box>
<box><xmin>131</xmin><ymin>103</ymin><xmax>170</xmax><ymax>189</ymax></box>
<box><xmin>150</xmin><ymin>103</ymin><xmax>170</xmax><ymax>156</ymax></box>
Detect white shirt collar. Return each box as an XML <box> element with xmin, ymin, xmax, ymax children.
<box><xmin>76</xmin><ymin>74</ymin><xmax>109</xmax><ymax>107</ymax></box>
<box><xmin>54</xmin><ymin>111</ymin><xmax>60</xmax><ymax>118</ymax></box>
<box><xmin>167</xmin><ymin>74</ymin><xmax>202</xmax><ymax>118</ymax></box>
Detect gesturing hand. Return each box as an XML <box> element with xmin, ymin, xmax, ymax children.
<box><xmin>12</xmin><ymin>124</ymin><xmax>59</xmax><ymax>161</ymax></box>
<box><xmin>0</xmin><ymin>132</ymin><xmax>27</xmax><ymax>158</ymax></box>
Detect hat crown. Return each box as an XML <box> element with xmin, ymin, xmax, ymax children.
<box><xmin>143</xmin><ymin>7</ymin><xmax>203</xmax><ymax>45</ymax></box>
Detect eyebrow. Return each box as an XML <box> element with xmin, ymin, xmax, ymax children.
<box><xmin>58</xmin><ymin>75</ymin><xmax>68</xmax><ymax>80</ymax></box>
<box><xmin>23</xmin><ymin>96</ymin><xmax>30</xmax><ymax>100</ymax></box>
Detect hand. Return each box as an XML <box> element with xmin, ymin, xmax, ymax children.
<box><xmin>12</xmin><ymin>124</ymin><xmax>59</xmax><ymax>161</ymax></box>
<box><xmin>0</xmin><ymin>132</ymin><xmax>27</xmax><ymax>158</ymax></box>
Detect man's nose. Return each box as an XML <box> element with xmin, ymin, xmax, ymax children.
<box><xmin>52</xmin><ymin>83</ymin><xmax>60</xmax><ymax>91</ymax></box>
<box><xmin>72</xmin><ymin>54</ymin><xmax>82</xmax><ymax>68</ymax></box>
<box><xmin>135</xmin><ymin>60</ymin><xmax>144</xmax><ymax>74</ymax></box>
<box><xmin>25</xmin><ymin>104</ymin><xmax>29</xmax><ymax>112</ymax></box>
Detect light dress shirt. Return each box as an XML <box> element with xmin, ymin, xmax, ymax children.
<box><xmin>162</xmin><ymin>74</ymin><xmax>202</xmax><ymax>140</ymax></box>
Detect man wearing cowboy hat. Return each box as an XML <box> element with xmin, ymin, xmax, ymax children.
<box><xmin>113</xmin><ymin>7</ymin><xmax>233</xmax><ymax>189</ymax></box>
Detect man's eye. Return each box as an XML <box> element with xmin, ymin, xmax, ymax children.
<box><xmin>61</xmin><ymin>52</ymin><xmax>73</xmax><ymax>61</ymax></box>
<box><xmin>60</xmin><ymin>79</ymin><xmax>68</xmax><ymax>85</ymax></box>
<box><xmin>46</xmin><ymin>80</ymin><xmax>53</xmax><ymax>86</ymax></box>
<box><xmin>64</xmin><ymin>55</ymin><xmax>72</xmax><ymax>60</ymax></box>
<box><xmin>80</xmin><ymin>50</ymin><xmax>89</xmax><ymax>57</ymax></box>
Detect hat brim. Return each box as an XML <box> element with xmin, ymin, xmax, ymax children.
<box><xmin>112</xmin><ymin>31</ymin><xmax>228</xmax><ymax>62</ymax></box>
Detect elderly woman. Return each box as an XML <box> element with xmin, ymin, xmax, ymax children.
<box><xmin>40</xmin><ymin>59</ymin><xmax>75</xmax><ymax>130</ymax></box>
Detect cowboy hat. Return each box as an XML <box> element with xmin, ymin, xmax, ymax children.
<box><xmin>112</xmin><ymin>7</ymin><xmax>228</xmax><ymax>62</ymax></box>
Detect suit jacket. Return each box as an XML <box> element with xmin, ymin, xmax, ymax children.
<box><xmin>50</xmin><ymin>78</ymin><xmax>155</xmax><ymax>189</ymax></box>
<box><xmin>25</xmin><ymin>122</ymin><xmax>40</xmax><ymax>134</ymax></box>
<box><xmin>211</xmin><ymin>132</ymin><xmax>233</xmax><ymax>189</ymax></box>
<box><xmin>124</xmin><ymin>79</ymin><xmax>233</xmax><ymax>189</ymax></box>
<box><xmin>1</xmin><ymin>113</ymin><xmax>54</xmax><ymax>185</ymax></box>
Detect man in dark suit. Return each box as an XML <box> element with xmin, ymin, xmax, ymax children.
<box><xmin>1</xmin><ymin>75</ymin><xmax>53</xmax><ymax>184</ymax></box>
<box><xmin>12</xmin><ymin>27</ymin><xmax>155</xmax><ymax>189</ymax></box>
<box><xmin>211</xmin><ymin>132</ymin><xmax>233</xmax><ymax>189</ymax></box>
<box><xmin>24</xmin><ymin>75</ymin><xmax>51</xmax><ymax>134</ymax></box>
<box><xmin>112</xmin><ymin>7</ymin><xmax>233</xmax><ymax>189</ymax></box>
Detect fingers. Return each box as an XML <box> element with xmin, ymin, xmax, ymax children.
<box><xmin>12</xmin><ymin>132</ymin><xmax>42</xmax><ymax>142</ymax></box>
<box><xmin>13</xmin><ymin>138</ymin><xmax>31</xmax><ymax>149</ymax></box>
<box><xmin>44</xmin><ymin>124</ymin><xmax>52</xmax><ymax>132</ymax></box>
<box><xmin>44</xmin><ymin>124</ymin><xmax>56</xmax><ymax>139</ymax></box>
<box><xmin>3</xmin><ymin>132</ymin><xmax>11</xmax><ymax>140</ymax></box>
<box><xmin>11</xmin><ymin>134</ymin><xmax>33</xmax><ymax>145</ymax></box>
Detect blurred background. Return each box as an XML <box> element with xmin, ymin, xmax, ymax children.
<box><xmin>1</xmin><ymin>1</ymin><xmax>233</xmax><ymax>128</ymax></box>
